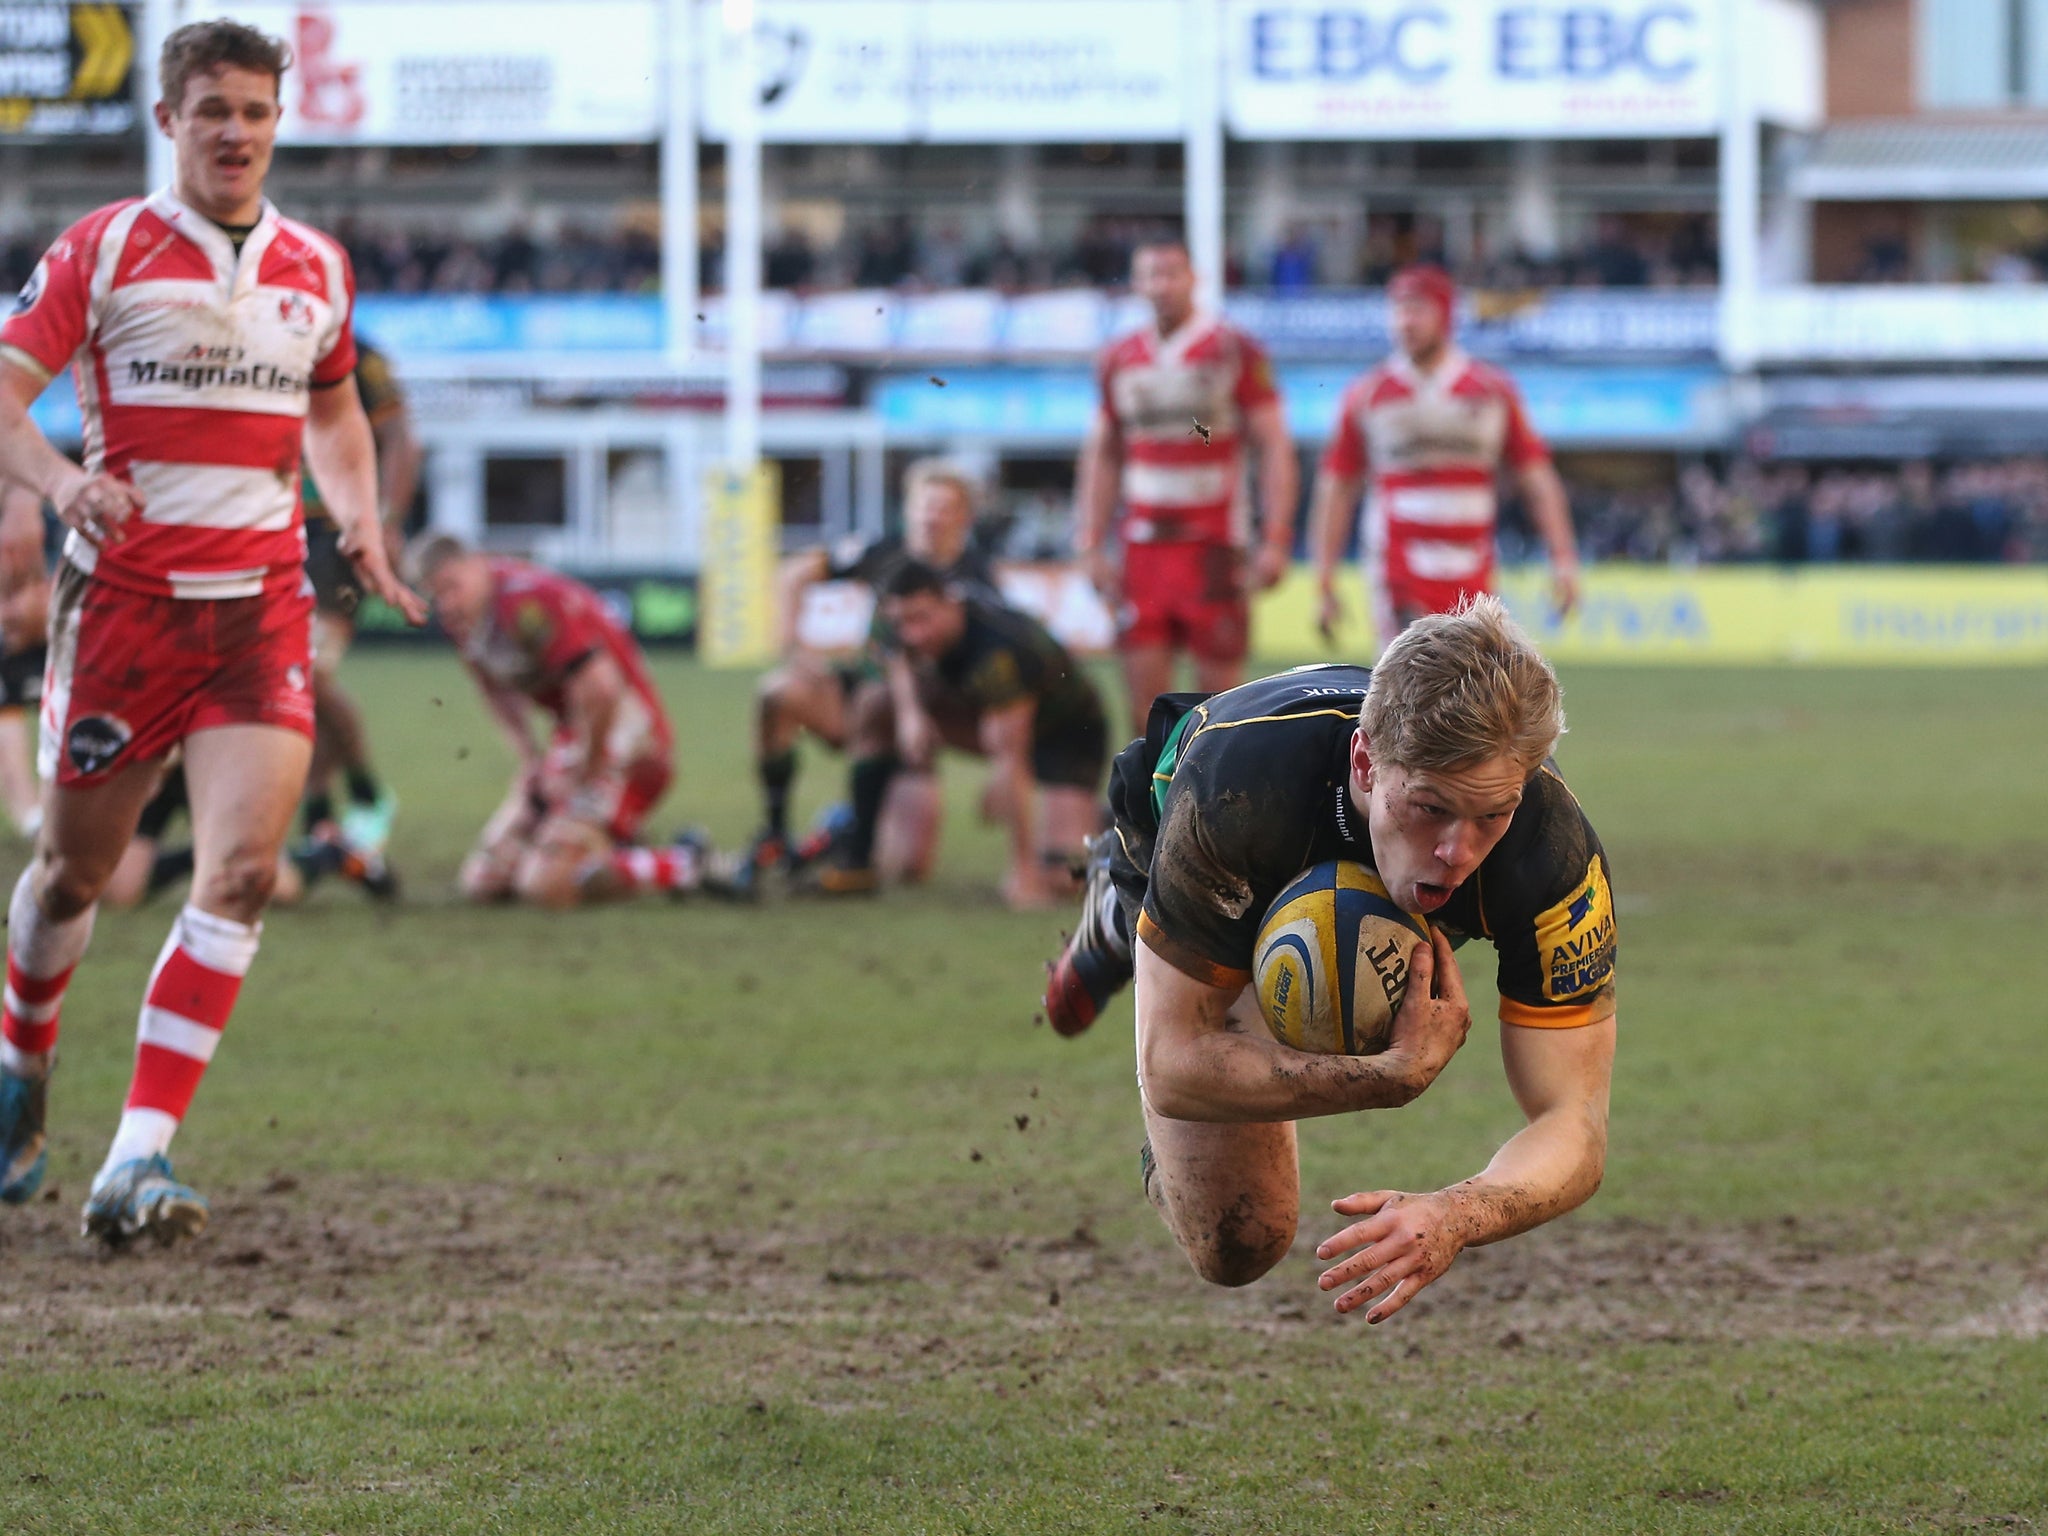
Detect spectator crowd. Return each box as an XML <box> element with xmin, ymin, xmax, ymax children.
<box><xmin>1544</xmin><ymin>458</ymin><xmax>2048</xmax><ymax>567</ymax></box>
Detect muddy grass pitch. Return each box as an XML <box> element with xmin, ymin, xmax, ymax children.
<box><xmin>1</xmin><ymin>658</ymin><xmax>2042</xmax><ymax>1534</ymax></box>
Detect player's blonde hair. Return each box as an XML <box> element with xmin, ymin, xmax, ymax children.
<box><xmin>903</xmin><ymin>458</ymin><xmax>979</xmax><ymax>516</ymax></box>
<box><xmin>1360</xmin><ymin>595</ymin><xmax>1564</xmax><ymax>775</ymax></box>
<box><xmin>403</xmin><ymin>531</ymin><xmax>471</xmax><ymax>588</ymax></box>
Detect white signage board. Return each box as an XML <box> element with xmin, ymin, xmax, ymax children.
<box><xmin>1225</xmin><ymin>0</ymin><xmax>1724</xmax><ymax>139</ymax></box>
<box><xmin>218</xmin><ymin>2</ymin><xmax>662</xmax><ymax>144</ymax></box>
<box><xmin>700</xmin><ymin>0</ymin><xmax>1186</xmax><ymax>143</ymax></box>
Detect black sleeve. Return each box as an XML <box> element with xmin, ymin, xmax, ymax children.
<box><xmin>1135</xmin><ymin>742</ymin><xmax>1308</xmax><ymax>990</ymax></box>
<box><xmin>1483</xmin><ymin>769</ymin><xmax>1618</xmax><ymax>1028</ymax></box>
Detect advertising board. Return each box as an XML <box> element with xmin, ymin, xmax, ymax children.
<box><xmin>1225</xmin><ymin>1</ymin><xmax>1723</xmax><ymax>138</ymax></box>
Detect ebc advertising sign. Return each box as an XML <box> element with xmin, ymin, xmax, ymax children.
<box><xmin>1226</xmin><ymin>1</ymin><xmax>1722</xmax><ymax>138</ymax></box>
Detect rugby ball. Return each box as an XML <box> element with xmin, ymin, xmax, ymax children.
<box><xmin>1253</xmin><ymin>862</ymin><xmax>1431</xmax><ymax>1055</ymax></box>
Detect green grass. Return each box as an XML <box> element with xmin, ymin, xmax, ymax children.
<box><xmin>2</xmin><ymin>655</ymin><xmax>2044</xmax><ymax>1534</ymax></box>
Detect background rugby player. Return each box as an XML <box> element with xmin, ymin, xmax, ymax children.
<box><xmin>1309</xmin><ymin>264</ymin><xmax>1581</xmax><ymax>646</ymax></box>
<box><xmin>1076</xmin><ymin>240</ymin><xmax>1296</xmax><ymax>735</ymax></box>
<box><xmin>412</xmin><ymin>535</ymin><xmax>702</xmax><ymax>907</ymax></box>
<box><xmin>877</xmin><ymin>561</ymin><xmax>1108</xmax><ymax>911</ymax></box>
<box><xmin>749</xmin><ymin>459</ymin><xmax>998</xmax><ymax>889</ymax></box>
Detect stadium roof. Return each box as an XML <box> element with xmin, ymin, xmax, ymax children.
<box><xmin>1791</xmin><ymin>120</ymin><xmax>2048</xmax><ymax>200</ymax></box>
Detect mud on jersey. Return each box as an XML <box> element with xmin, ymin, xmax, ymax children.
<box><xmin>1098</xmin><ymin>316</ymin><xmax>1278</xmax><ymax>546</ymax></box>
<box><xmin>0</xmin><ymin>191</ymin><xmax>356</xmax><ymax>600</ymax></box>
<box><xmin>1108</xmin><ymin>664</ymin><xmax>1616</xmax><ymax>1029</ymax></box>
<box><xmin>1320</xmin><ymin>349</ymin><xmax>1548</xmax><ymax>592</ymax></box>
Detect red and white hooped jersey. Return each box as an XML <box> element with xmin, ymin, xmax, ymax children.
<box><xmin>1320</xmin><ymin>348</ymin><xmax>1549</xmax><ymax>590</ymax></box>
<box><xmin>461</xmin><ymin>557</ymin><xmax>673</xmax><ymax>764</ymax></box>
<box><xmin>1097</xmin><ymin>315</ymin><xmax>1279</xmax><ymax>546</ymax></box>
<box><xmin>0</xmin><ymin>190</ymin><xmax>356</xmax><ymax>600</ymax></box>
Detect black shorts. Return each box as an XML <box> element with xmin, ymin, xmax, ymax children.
<box><xmin>1031</xmin><ymin>706</ymin><xmax>1110</xmax><ymax>791</ymax></box>
<box><xmin>0</xmin><ymin>642</ymin><xmax>44</xmax><ymax>711</ymax></box>
<box><xmin>305</xmin><ymin>520</ymin><xmax>365</xmax><ymax>618</ymax></box>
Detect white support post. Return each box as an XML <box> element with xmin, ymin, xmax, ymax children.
<box><xmin>723</xmin><ymin>0</ymin><xmax>762</xmax><ymax>471</ymax></box>
<box><xmin>1718</xmin><ymin>0</ymin><xmax>1761</xmax><ymax>372</ymax></box>
<box><xmin>661</xmin><ymin>0</ymin><xmax>698</xmax><ymax>366</ymax></box>
<box><xmin>140</xmin><ymin>0</ymin><xmax>178</xmax><ymax>192</ymax></box>
<box><xmin>1183</xmin><ymin>0</ymin><xmax>1225</xmax><ymax>313</ymax></box>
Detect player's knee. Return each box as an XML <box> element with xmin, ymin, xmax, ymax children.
<box><xmin>1183</xmin><ymin>1199</ymin><xmax>1295</xmax><ymax>1288</ymax></box>
<box><xmin>197</xmin><ymin>847</ymin><xmax>280</xmax><ymax>918</ymax></box>
<box><xmin>35</xmin><ymin>850</ymin><xmax>108</xmax><ymax>921</ymax></box>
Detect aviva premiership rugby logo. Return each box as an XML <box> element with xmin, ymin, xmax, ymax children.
<box><xmin>1535</xmin><ymin>856</ymin><xmax>1616</xmax><ymax>1002</ymax></box>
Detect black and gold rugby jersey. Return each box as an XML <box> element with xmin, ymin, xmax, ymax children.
<box><xmin>1106</xmin><ymin>664</ymin><xmax>1617</xmax><ymax>1029</ymax></box>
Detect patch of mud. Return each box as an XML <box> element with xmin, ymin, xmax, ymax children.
<box><xmin>0</xmin><ymin>1177</ymin><xmax>2042</xmax><ymax>1381</ymax></box>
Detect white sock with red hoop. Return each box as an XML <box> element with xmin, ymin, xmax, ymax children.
<box><xmin>98</xmin><ymin>905</ymin><xmax>260</xmax><ymax>1177</ymax></box>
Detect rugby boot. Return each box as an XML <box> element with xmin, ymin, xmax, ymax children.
<box><xmin>81</xmin><ymin>1153</ymin><xmax>208</xmax><ymax>1248</ymax></box>
<box><xmin>1043</xmin><ymin>832</ymin><xmax>1133</xmax><ymax>1038</ymax></box>
<box><xmin>0</xmin><ymin>1064</ymin><xmax>50</xmax><ymax>1205</ymax></box>
<box><xmin>338</xmin><ymin>839</ymin><xmax>400</xmax><ymax>901</ymax></box>
<box><xmin>801</xmin><ymin>856</ymin><xmax>880</xmax><ymax>897</ymax></box>
<box><xmin>340</xmin><ymin>788</ymin><xmax>399</xmax><ymax>854</ymax></box>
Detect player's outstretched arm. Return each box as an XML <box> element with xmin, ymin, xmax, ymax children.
<box><xmin>1137</xmin><ymin>926</ymin><xmax>1472</xmax><ymax>1124</ymax></box>
<box><xmin>304</xmin><ymin>379</ymin><xmax>426</xmax><ymax>625</ymax></box>
<box><xmin>1314</xmin><ymin>1014</ymin><xmax>1614</xmax><ymax>1323</ymax></box>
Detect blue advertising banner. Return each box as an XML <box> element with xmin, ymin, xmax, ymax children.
<box><xmin>875</xmin><ymin>364</ymin><xmax>1730</xmax><ymax>447</ymax></box>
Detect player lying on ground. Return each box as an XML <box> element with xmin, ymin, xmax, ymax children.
<box><xmin>299</xmin><ymin>335</ymin><xmax>421</xmax><ymax>865</ymax></box>
<box><xmin>1043</xmin><ymin>598</ymin><xmax>1616</xmax><ymax>1318</ymax></box>
<box><xmin>747</xmin><ymin>458</ymin><xmax>1001</xmax><ymax>892</ymax></box>
<box><xmin>1075</xmin><ymin>238</ymin><xmax>1297</xmax><ymax>736</ymax></box>
<box><xmin>411</xmin><ymin>534</ymin><xmax>708</xmax><ymax>908</ymax></box>
<box><xmin>1308</xmin><ymin>263</ymin><xmax>1580</xmax><ymax>646</ymax></box>
<box><xmin>865</xmin><ymin>561</ymin><xmax>1109</xmax><ymax>911</ymax></box>
<box><xmin>0</xmin><ymin>483</ymin><xmax>51</xmax><ymax>837</ymax></box>
<box><xmin>0</xmin><ymin>20</ymin><xmax>424</xmax><ymax>1246</ymax></box>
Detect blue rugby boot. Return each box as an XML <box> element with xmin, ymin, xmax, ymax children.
<box><xmin>0</xmin><ymin>1065</ymin><xmax>49</xmax><ymax>1205</ymax></box>
<box><xmin>81</xmin><ymin>1153</ymin><xmax>208</xmax><ymax>1248</ymax></box>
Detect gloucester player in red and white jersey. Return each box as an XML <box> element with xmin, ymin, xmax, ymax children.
<box><xmin>1309</xmin><ymin>265</ymin><xmax>1581</xmax><ymax>648</ymax></box>
<box><xmin>410</xmin><ymin>535</ymin><xmax>705</xmax><ymax>909</ymax></box>
<box><xmin>0</xmin><ymin>21</ymin><xmax>422</xmax><ymax>1247</ymax></box>
<box><xmin>1075</xmin><ymin>241</ymin><xmax>1297</xmax><ymax>734</ymax></box>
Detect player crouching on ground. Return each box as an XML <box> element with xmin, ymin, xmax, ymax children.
<box><xmin>410</xmin><ymin>534</ymin><xmax>704</xmax><ymax>907</ymax></box>
<box><xmin>1043</xmin><ymin>598</ymin><xmax>1616</xmax><ymax>1319</ymax></box>
<box><xmin>749</xmin><ymin>458</ymin><xmax>999</xmax><ymax>887</ymax></box>
<box><xmin>873</xmin><ymin>561</ymin><xmax>1109</xmax><ymax>910</ymax></box>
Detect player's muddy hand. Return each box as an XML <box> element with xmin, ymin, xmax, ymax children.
<box><xmin>54</xmin><ymin>471</ymin><xmax>143</xmax><ymax>548</ymax></box>
<box><xmin>1378</xmin><ymin>927</ymin><xmax>1470</xmax><ymax>1103</ymax></box>
<box><xmin>1314</xmin><ymin>1188</ymin><xmax>1469</xmax><ymax>1323</ymax></box>
<box><xmin>1251</xmin><ymin>543</ymin><xmax>1290</xmax><ymax>593</ymax></box>
<box><xmin>1315</xmin><ymin>581</ymin><xmax>1344</xmax><ymax>645</ymax></box>
<box><xmin>343</xmin><ymin>525</ymin><xmax>430</xmax><ymax>626</ymax></box>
